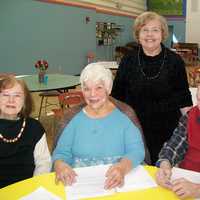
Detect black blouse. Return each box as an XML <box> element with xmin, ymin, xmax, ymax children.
<box><xmin>112</xmin><ymin>44</ymin><xmax>193</xmax><ymax>163</ymax></box>
<box><xmin>0</xmin><ymin>117</ymin><xmax>44</xmax><ymax>188</ymax></box>
<box><xmin>112</xmin><ymin>44</ymin><xmax>193</xmax><ymax>115</ymax></box>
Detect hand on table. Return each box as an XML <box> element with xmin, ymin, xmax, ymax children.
<box><xmin>104</xmin><ymin>163</ymin><xmax>125</xmax><ymax>190</ymax></box>
<box><xmin>54</xmin><ymin>160</ymin><xmax>77</xmax><ymax>186</ymax></box>
<box><xmin>171</xmin><ymin>178</ymin><xmax>200</xmax><ymax>199</ymax></box>
<box><xmin>156</xmin><ymin>160</ymin><xmax>172</xmax><ymax>189</ymax></box>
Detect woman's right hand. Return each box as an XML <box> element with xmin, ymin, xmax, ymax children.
<box><xmin>54</xmin><ymin>160</ymin><xmax>77</xmax><ymax>186</ymax></box>
<box><xmin>156</xmin><ymin>160</ymin><xmax>172</xmax><ymax>189</ymax></box>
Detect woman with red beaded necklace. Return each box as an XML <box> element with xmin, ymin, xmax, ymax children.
<box><xmin>0</xmin><ymin>75</ymin><xmax>51</xmax><ymax>188</ymax></box>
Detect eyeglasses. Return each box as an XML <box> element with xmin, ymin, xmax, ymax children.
<box><xmin>0</xmin><ymin>92</ymin><xmax>24</xmax><ymax>100</ymax></box>
<box><xmin>140</xmin><ymin>27</ymin><xmax>161</xmax><ymax>34</ymax></box>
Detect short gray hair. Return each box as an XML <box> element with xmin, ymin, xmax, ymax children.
<box><xmin>80</xmin><ymin>62</ymin><xmax>113</xmax><ymax>93</ymax></box>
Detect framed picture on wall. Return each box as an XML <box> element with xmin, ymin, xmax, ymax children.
<box><xmin>147</xmin><ymin>0</ymin><xmax>186</xmax><ymax>16</ymax></box>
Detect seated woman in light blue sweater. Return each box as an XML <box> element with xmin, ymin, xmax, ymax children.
<box><xmin>52</xmin><ymin>63</ymin><xmax>145</xmax><ymax>190</ymax></box>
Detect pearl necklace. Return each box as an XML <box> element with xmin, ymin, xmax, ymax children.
<box><xmin>138</xmin><ymin>46</ymin><xmax>166</xmax><ymax>80</ymax></box>
<box><xmin>0</xmin><ymin>118</ymin><xmax>26</xmax><ymax>143</ymax></box>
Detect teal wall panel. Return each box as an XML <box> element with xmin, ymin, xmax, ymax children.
<box><xmin>0</xmin><ymin>0</ymin><xmax>186</xmax><ymax>75</ymax></box>
<box><xmin>0</xmin><ymin>0</ymin><xmax>96</xmax><ymax>75</ymax></box>
<box><xmin>167</xmin><ymin>19</ymin><xmax>186</xmax><ymax>43</ymax></box>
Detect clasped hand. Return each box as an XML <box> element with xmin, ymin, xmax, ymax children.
<box><xmin>156</xmin><ymin>162</ymin><xmax>172</xmax><ymax>189</ymax></box>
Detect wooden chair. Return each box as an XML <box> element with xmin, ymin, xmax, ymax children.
<box><xmin>172</xmin><ymin>42</ymin><xmax>199</xmax><ymax>66</ymax></box>
<box><xmin>52</xmin><ymin>91</ymin><xmax>84</xmax><ymax>117</ymax></box>
<box><xmin>38</xmin><ymin>83</ymin><xmax>79</xmax><ymax>120</ymax></box>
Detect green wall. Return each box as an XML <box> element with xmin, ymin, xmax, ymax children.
<box><xmin>0</xmin><ymin>0</ymin><xmax>186</xmax><ymax>75</ymax></box>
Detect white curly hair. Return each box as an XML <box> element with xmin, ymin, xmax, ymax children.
<box><xmin>80</xmin><ymin>62</ymin><xmax>113</xmax><ymax>94</ymax></box>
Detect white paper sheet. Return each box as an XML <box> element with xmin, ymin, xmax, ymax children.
<box><xmin>171</xmin><ymin>167</ymin><xmax>200</xmax><ymax>200</ymax></box>
<box><xmin>171</xmin><ymin>167</ymin><xmax>200</xmax><ymax>183</ymax></box>
<box><xmin>20</xmin><ymin>186</ymin><xmax>61</xmax><ymax>200</ymax></box>
<box><xmin>117</xmin><ymin>165</ymin><xmax>157</xmax><ymax>192</ymax></box>
<box><xmin>66</xmin><ymin>165</ymin><xmax>157</xmax><ymax>200</ymax></box>
<box><xmin>66</xmin><ymin>165</ymin><xmax>115</xmax><ymax>200</ymax></box>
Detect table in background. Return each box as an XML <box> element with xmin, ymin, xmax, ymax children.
<box><xmin>96</xmin><ymin>61</ymin><xmax>118</xmax><ymax>76</ymax></box>
<box><xmin>0</xmin><ymin>166</ymin><xmax>184</xmax><ymax>200</ymax></box>
<box><xmin>16</xmin><ymin>74</ymin><xmax>80</xmax><ymax>92</ymax></box>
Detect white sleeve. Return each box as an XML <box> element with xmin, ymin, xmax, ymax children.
<box><xmin>33</xmin><ymin>133</ymin><xmax>52</xmax><ymax>176</ymax></box>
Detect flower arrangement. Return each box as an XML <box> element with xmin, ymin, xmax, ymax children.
<box><xmin>35</xmin><ymin>60</ymin><xmax>48</xmax><ymax>71</ymax></box>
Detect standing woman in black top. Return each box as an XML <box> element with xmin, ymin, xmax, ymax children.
<box><xmin>0</xmin><ymin>75</ymin><xmax>51</xmax><ymax>188</ymax></box>
<box><xmin>111</xmin><ymin>11</ymin><xmax>193</xmax><ymax>164</ymax></box>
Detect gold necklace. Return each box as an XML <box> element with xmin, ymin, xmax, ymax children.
<box><xmin>0</xmin><ymin>118</ymin><xmax>26</xmax><ymax>143</ymax></box>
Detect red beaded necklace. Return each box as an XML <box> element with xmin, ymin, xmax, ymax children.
<box><xmin>0</xmin><ymin>118</ymin><xmax>26</xmax><ymax>143</ymax></box>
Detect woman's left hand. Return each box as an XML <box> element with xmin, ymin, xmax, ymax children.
<box><xmin>171</xmin><ymin>178</ymin><xmax>200</xmax><ymax>199</ymax></box>
<box><xmin>104</xmin><ymin>164</ymin><xmax>125</xmax><ymax>190</ymax></box>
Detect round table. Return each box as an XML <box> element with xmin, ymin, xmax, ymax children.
<box><xmin>16</xmin><ymin>74</ymin><xmax>80</xmax><ymax>92</ymax></box>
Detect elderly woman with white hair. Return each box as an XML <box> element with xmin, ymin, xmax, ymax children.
<box><xmin>52</xmin><ymin>63</ymin><xmax>145</xmax><ymax>190</ymax></box>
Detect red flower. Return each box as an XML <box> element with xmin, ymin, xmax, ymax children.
<box><xmin>35</xmin><ymin>60</ymin><xmax>48</xmax><ymax>71</ymax></box>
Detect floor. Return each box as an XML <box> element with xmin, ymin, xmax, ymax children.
<box><xmin>30</xmin><ymin>92</ymin><xmax>59</xmax><ymax>119</ymax></box>
<box><xmin>31</xmin><ymin>86</ymin><xmax>81</xmax><ymax>152</ymax></box>
<box><xmin>30</xmin><ymin>92</ymin><xmax>60</xmax><ymax>152</ymax></box>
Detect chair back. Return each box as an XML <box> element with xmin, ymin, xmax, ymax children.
<box><xmin>58</xmin><ymin>91</ymin><xmax>84</xmax><ymax>108</ymax></box>
<box><xmin>52</xmin><ymin>91</ymin><xmax>85</xmax><ymax>142</ymax></box>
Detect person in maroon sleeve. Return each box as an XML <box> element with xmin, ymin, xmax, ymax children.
<box><xmin>156</xmin><ymin>85</ymin><xmax>200</xmax><ymax>199</ymax></box>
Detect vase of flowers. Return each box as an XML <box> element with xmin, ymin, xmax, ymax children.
<box><xmin>35</xmin><ymin>60</ymin><xmax>48</xmax><ymax>83</ymax></box>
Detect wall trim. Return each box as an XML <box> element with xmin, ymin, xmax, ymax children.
<box><xmin>36</xmin><ymin>0</ymin><xmax>140</xmax><ymax>18</ymax></box>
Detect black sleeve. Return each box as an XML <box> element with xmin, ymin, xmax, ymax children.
<box><xmin>169</xmin><ymin>52</ymin><xmax>193</xmax><ymax>108</ymax></box>
<box><xmin>111</xmin><ymin>56</ymin><xmax>130</xmax><ymax>101</ymax></box>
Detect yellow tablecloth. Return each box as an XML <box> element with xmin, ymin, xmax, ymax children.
<box><xmin>0</xmin><ymin>166</ymin><xmax>194</xmax><ymax>200</ymax></box>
